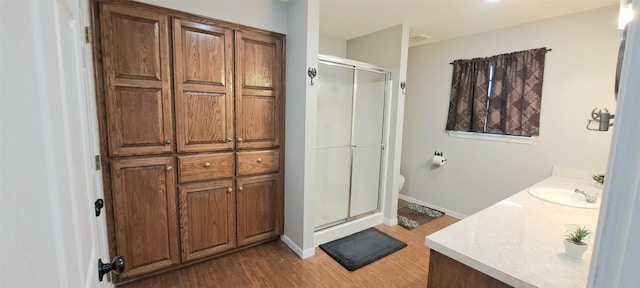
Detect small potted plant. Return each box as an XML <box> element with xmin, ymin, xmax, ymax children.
<box><xmin>564</xmin><ymin>225</ymin><xmax>592</xmax><ymax>259</ymax></box>
<box><xmin>592</xmin><ymin>174</ymin><xmax>605</xmax><ymax>188</ymax></box>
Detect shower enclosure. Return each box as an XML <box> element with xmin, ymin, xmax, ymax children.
<box><xmin>314</xmin><ymin>55</ymin><xmax>390</xmax><ymax>231</ymax></box>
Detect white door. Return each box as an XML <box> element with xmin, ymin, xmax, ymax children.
<box><xmin>588</xmin><ymin>1</ymin><xmax>640</xmax><ymax>286</ymax></box>
<box><xmin>0</xmin><ymin>0</ymin><xmax>110</xmax><ymax>287</ymax></box>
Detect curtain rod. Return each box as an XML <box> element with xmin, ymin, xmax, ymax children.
<box><xmin>449</xmin><ymin>48</ymin><xmax>552</xmax><ymax>65</ymax></box>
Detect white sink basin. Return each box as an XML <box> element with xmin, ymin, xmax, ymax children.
<box><xmin>528</xmin><ymin>187</ymin><xmax>600</xmax><ymax>209</ymax></box>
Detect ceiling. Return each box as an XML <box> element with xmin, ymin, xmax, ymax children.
<box><xmin>320</xmin><ymin>0</ymin><xmax>619</xmax><ymax>46</ymax></box>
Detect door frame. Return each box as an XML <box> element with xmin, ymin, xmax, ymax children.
<box><xmin>588</xmin><ymin>3</ymin><xmax>640</xmax><ymax>285</ymax></box>
<box><xmin>80</xmin><ymin>0</ymin><xmax>113</xmax><ymax>285</ymax></box>
<box><xmin>0</xmin><ymin>0</ymin><xmax>112</xmax><ymax>286</ymax></box>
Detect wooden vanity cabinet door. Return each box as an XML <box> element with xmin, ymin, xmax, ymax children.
<box><xmin>427</xmin><ymin>250</ymin><xmax>512</xmax><ymax>288</ymax></box>
<box><xmin>110</xmin><ymin>157</ymin><xmax>180</xmax><ymax>279</ymax></box>
<box><xmin>100</xmin><ymin>4</ymin><xmax>174</xmax><ymax>156</ymax></box>
<box><xmin>179</xmin><ymin>181</ymin><xmax>236</xmax><ymax>262</ymax></box>
<box><xmin>236</xmin><ymin>174</ymin><xmax>283</xmax><ymax>246</ymax></box>
<box><xmin>173</xmin><ymin>19</ymin><xmax>235</xmax><ymax>153</ymax></box>
<box><xmin>235</xmin><ymin>31</ymin><xmax>284</xmax><ymax>150</ymax></box>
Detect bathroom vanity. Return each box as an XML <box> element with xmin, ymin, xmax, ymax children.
<box><xmin>425</xmin><ymin>174</ymin><xmax>601</xmax><ymax>287</ymax></box>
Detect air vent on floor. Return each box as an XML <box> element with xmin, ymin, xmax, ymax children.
<box><xmin>409</xmin><ymin>34</ymin><xmax>432</xmax><ymax>42</ymax></box>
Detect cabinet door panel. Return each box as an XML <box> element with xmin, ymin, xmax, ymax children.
<box><xmin>174</xmin><ymin>19</ymin><xmax>234</xmax><ymax>152</ymax></box>
<box><xmin>100</xmin><ymin>4</ymin><xmax>173</xmax><ymax>156</ymax></box>
<box><xmin>241</xmin><ymin>41</ymin><xmax>274</xmax><ymax>88</ymax></box>
<box><xmin>111</xmin><ymin>157</ymin><xmax>179</xmax><ymax>279</ymax></box>
<box><xmin>179</xmin><ymin>181</ymin><xmax>236</xmax><ymax>262</ymax></box>
<box><xmin>235</xmin><ymin>32</ymin><xmax>283</xmax><ymax>150</ymax></box>
<box><xmin>241</xmin><ymin>95</ymin><xmax>275</xmax><ymax>144</ymax></box>
<box><xmin>236</xmin><ymin>174</ymin><xmax>282</xmax><ymax>246</ymax></box>
<box><xmin>110</xmin><ymin>87</ymin><xmax>165</xmax><ymax>147</ymax></box>
<box><xmin>111</xmin><ymin>17</ymin><xmax>161</xmax><ymax>80</ymax></box>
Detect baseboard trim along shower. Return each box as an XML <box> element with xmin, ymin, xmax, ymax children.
<box><xmin>398</xmin><ymin>194</ymin><xmax>467</xmax><ymax>220</ymax></box>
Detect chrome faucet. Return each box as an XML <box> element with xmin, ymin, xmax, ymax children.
<box><xmin>575</xmin><ymin>188</ymin><xmax>598</xmax><ymax>203</ymax></box>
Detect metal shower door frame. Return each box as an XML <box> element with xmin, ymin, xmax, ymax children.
<box><xmin>315</xmin><ymin>54</ymin><xmax>391</xmax><ymax>231</ymax></box>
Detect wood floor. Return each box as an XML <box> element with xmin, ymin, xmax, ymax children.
<box><xmin>120</xmin><ymin>200</ymin><xmax>458</xmax><ymax>288</ymax></box>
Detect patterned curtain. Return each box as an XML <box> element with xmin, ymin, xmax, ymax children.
<box><xmin>485</xmin><ymin>55</ymin><xmax>506</xmax><ymax>134</ymax></box>
<box><xmin>487</xmin><ymin>48</ymin><xmax>547</xmax><ymax>136</ymax></box>
<box><xmin>445</xmin><ymin>59</ymin><xmax>490</xmax><ymax>132</ymax></box>
<box><xmin>448</xmin><ymin>48</ymin><xmax>547</xmax><ymax>136</ymax></box>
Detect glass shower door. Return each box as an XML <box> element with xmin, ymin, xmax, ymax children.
<box><xmin>315</xmin><ymin>62</ymin><xmax>354</xmax><ymax>228</ymax></box>
<box><xmin>350</xmin><ymin>70</ymin><xmax>386</xmax><ymax>217</ymax></box>
<box><xmin>315</xmin><ymin>58</ymin><xmax>388</xmax><ymax>231</ymax></box>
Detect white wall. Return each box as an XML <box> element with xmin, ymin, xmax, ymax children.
<box><xmin>402</xmin><ymin>6</ymin><xmax>620</xmax><ymax>217</ymax></box>
<box><xmin>136</xmin><ymin>0</ymin><xmax>288</xmax><ymax>34</ymax></box>
<box><xmin>282</xmin><ymin>0</ymin><xmax>318</xmax><ymax>259</ymax></box>
<box><xmin>319</xmin><ymin>34</ymin><xmax>347</xmax><ymax>58</ymax></box>
<box><xmin>347</xmin><ymin>24</ymin><xmax>411</xmax><ymax>224</ymax></box>
<box><xmin>1</xmin><ymin>3</ymin><xmax>62</xmax><ymax>286</ymax></box>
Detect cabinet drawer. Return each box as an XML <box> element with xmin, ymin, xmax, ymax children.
<box><xmin>237</xmin><ymin>150</ymin><xmax>280</xmax><ymax>176</ymax></box>
<box><xmin>178</xmin><ymin>153</ymin><xmax>234</xmax><ymax>183</ymax></box>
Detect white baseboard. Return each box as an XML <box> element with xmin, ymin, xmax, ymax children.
<box><xmin>383</xmin><ymin>217</ymin><xmax>398</xmax><ymax>226</ymax></box>
<box><xmin>398</xmin><ymin>194</ymin><xmax>467</xmax><ymax>219</ymax></box>
<box><xmin>280</xmin><ymin>235</ymin><xmax>315</xmax><ymax>259</ymax></box>
<box><xmin>314</xmin><ymin>213</ymin><xmax>384</xmax><ymax>246</ymax></box>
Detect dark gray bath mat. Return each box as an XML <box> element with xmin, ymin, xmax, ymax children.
<box><xmin>319</xmin><ymin>227</ymin><xmax>407</xmax><ymax>271</ymax></box>
<box><xmin>397</xmin><ymin>203</ymin><xmax>444</xmax><ymax>230</ymax></box>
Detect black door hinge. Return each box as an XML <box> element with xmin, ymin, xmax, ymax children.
<box><xmin>85</xmin><ymin>26</ymin><xmax>91</xmax><ymax>44</ymax></box>
<box><xmin>95</xmin><ymin>155</ymin><xmax>101</xmax><ymax>171</ymax></box>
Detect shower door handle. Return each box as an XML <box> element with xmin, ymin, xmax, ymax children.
<box><xmin>351</xmin><ymin>144</ymin><xmax>384</xmax><ymax>149</ymax></box>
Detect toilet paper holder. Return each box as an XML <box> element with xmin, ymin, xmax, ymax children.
<box><xmin>433</xmin><ymin>151</ymin><xmax>447</xmax><ymax>167</ymax></box>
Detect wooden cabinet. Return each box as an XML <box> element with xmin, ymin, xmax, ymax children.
<box><xmin>94</xmin><ymin>1</ymin><xmax>284</xmax><ymax>282</ymax></box>
<box><xmin>427</xmin><ymin>250</ymin><xmax>512</xmax><ymax>288</ymax></box>
<box><xmin>236</xmin><ymin>174</ymin><xmax>282</xmax><ymax>246</ymax></box>
<box><xmin>234</xmin><ymin>31</ymin><xmax>284</xmax><ymax>247</ymax></box>
<box><xmin>100</xmin><ymin>5</ymin><xmax>174</xmax><ymax>156</ymax></box>
<box><xmin>173</xmin><ymin>19</ymin><xmax>235</xmax><ymax>153</ymax></box>
<box><xmin>179</xmin><ymin>181</ymin><xmax>236</xmax><ymax>262</ymax></box>
<box><xmin>235</xmin><ymin>32</ymin><xmax>283</xmax><ymax>150</ymax></box>
<box><xmin>110</xmin><ymin>157</ymin><xmax>180</xmax><ymax>279</ymax></box>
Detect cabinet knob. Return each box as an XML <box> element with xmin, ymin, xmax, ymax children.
<box><xmin>227</xmin><ymin>187</ymin><xmax>232</xmax><ymax>193</ymax></box>
<box><xmin>225</xmin><ymin>137</ymin><xmax>233</xmax><ymax>143</ymax></box>
<box><xmin>237</xmin><ymin>138</ymin><xmax>243</xmax><ymax>143</ymax></box>
<box><xmin>238</xmin><ymin>185</ymin><xmax>244</xmax><ymax>191</ymax></box>
<box><xmin>166</xmin><ymin>166</ymin><xmax>172</xmax><ymax>171</ymax></box>
<box><xmin>257</xmin><ymin>158</ymin><xmax>263</xmax><ymax>163</ymax></box>
<box><xmin>204</xmin><ymin>162</ymin><xmax>211</xmax><ymax>167</ymax></box>
<box><xmin>165</xmin><ymin>140</ymin><xmax>171</xmax><ymax>145</ymax></box>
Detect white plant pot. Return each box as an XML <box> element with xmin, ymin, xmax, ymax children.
<box><xmin>564</xmin><ymin>239</ymin><xmax>588</xmax><ymax>259</ymax></box>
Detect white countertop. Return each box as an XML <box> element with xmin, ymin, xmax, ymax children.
<box><xmin>425</xmin><ymin>175</ymin><xmax>602</xmax><ymax>288</ymax></box>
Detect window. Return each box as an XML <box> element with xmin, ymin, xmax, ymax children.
<box><xmin>446</xmin><ymin>48</ymin><xmax>548</xmax><ymax>137</ymax></box>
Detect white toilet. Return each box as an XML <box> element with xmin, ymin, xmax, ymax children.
<box><xmin>398</xmin><ymin>174</ymin><xmax>406</xmax><ymax>193</ymax></box>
